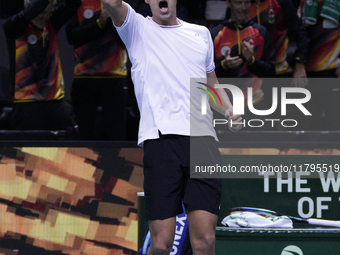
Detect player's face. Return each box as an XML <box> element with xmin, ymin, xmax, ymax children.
<box><xmin>227</xmin><ymin>0</ymin><xmax>251</xmax><ymax>24</ymax></box>
<box><xmin>145</xmin><ymin>0</ymin><xmax>178</xmax><ymax>26</ymax></box>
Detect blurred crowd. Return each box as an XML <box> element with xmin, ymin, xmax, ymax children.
<box><xmin>0</xmin><ymin>0</ymin><xmax>339</xmax><ymax>140</ymax></box>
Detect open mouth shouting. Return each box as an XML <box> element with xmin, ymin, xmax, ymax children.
<box><xmin>159</xmin><ymin>0</ymin><xmax>169</xmax><ymax>14</ymax></box>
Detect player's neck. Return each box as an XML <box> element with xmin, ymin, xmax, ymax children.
<box><xmin>152</xmin><ymin>16</ymin><xmax>180</xmax><ymax>26</ymax></box>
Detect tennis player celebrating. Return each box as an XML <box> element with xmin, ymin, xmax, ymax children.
<box><xmin>102</xmin><ymin>0</ymin><xmax>242</xmax><ymax>254</ymax></box>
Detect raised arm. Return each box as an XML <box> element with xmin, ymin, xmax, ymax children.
<box><xmin>3</xmin><ymin>0</ymin><xmax>51</xmax><ymax>39</ymax></box>
<box><xmin>207</xmin><ymin>71</ymin><xmax>232</xmax><ymax>115</ymax></box>
<box><xmin>207</xmin><ymin>71</ymin><xmax>242</xmax><ymax>131</ymax></box>
<box><xmin>101</xmin><ymin>0</ymin><xmax>129</xmax><ymax>27</ymax></box>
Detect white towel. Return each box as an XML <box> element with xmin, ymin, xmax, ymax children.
<box><xmin>221</xmin><ymin>211</ymin><xmax>293</xmax><ymax>228</ymax></box>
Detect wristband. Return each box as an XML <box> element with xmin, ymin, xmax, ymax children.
<box><xmin>221</xmin><ymin>60</ymin><xmax>228</xmax><ymax>70</ymax></box>
<box><xmin>97</xmin><ymin>19</ymin><xmax>104</xmax><ymax>28</ymax></box>
<box><xmin>247</xmin><ymin>56</ymin><xmax>255</xmax><ymax>66</ymax></box>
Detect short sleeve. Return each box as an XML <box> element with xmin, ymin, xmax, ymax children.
<box><xmin>114</xmin><ymin>3</ymin><xmax>145</xmax><ymax>50</ymax></box>
<box><xmin>205</xmin><ymin>27</ymin><xmax>215</xmax><ymax>73</ymax></box>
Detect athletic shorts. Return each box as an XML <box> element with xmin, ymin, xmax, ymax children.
<box><xmin>143</xmin><ymin>133</ymin><xmax>222</xmax><ymax>221</ymax></box>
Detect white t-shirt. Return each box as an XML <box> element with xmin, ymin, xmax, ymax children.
<box><xmin>116</xmin><ymin>4</ymin><xmax>218</xmax><ymax>146</ymax></box>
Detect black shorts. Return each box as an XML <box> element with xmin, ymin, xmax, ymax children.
<box><xmin>143</xmin><ymin>134</ymin><xmax>222</xmax><ymax>221</ymax></box>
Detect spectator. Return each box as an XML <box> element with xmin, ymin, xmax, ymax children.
<box><xmin>66</xmin><ymin>0</ymin><xmax>128</xmax><ymax>140</ymax></box>
<box><xmin>247</xmin><ymin>0</ymin><xmax>310</xmax><ymax>130</ymax></box>
<box><xmin>3</xmin><ymin>0</ymin><xmax>81</xmax><ymax>135</ymax></box>
<box><xmin>299</xmin><ymin>0</ymin><xmax>340</xmax><ymax>131</ymax></box>
<box><xmin>211</xmin><ymin>0</ymin><xmax>275</xmax><ymax>129</ymax></box>
<box><xmin>248</xmin><ymin>0</ymin><xmax>309</xmax><ymax>86</ymax></box>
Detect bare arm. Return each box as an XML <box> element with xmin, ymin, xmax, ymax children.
<box><xmin>292</xmin><ymin>62</ymin><xmax>308</xmax><ymax>88</ymax></box>
<box><xmin>207</xmin><ymin>71</ymin><xmax>232</xmax><ymax>115</ymax></box>
<box><xmin>101</xmin><ymin>0</ymin><xmax>128</xmax><ymax>27</ymax></box>
<box><xmin>207</xmin><ymin>71</ymin><xmax>242</xmax><ymax>131</ymax></box>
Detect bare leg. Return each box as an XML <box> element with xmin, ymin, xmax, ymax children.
<box><xmin>147</xmin><ymin>217</ymin><xmax>177</xmax><ymax>255</ymax></box>
<box><xmin>187</xmin><ymin>206</ymin><xmax>218</xmax><ymax>255</ymax></box>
